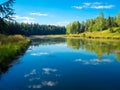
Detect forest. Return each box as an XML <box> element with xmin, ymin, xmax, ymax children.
<box><xmin>66</xmin><ymin>12</ymin><xmax>120</xmax><ymax>34</ymax></box>
<box><xmin>1</xmin><ymin>0</ymin><xmax>120</xmax><ymax>36</ymax></box>
<box><xmin>0</xmin><ymin>0</ymin><xmax>66</xmax><ymax>36</ymax></box>
<box><xmin>3</xmin><ymin>22</ymin><xmax>66</xmax><ymax>35</ymax></box>
<box><xmin>2</xmin><ymin>12</ymin><xmax>120</xmax><ymax>36</ymax></box>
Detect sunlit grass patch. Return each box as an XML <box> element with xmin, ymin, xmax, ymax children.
<box><xmin>0</xmin><ymin>34</ymin><xmax>30</xmax><ymax>61</ymax></box>
<box><xmin>65</xmin><ymin>27</ymin><xmax>120</xmax><ymax>39</ymax></box>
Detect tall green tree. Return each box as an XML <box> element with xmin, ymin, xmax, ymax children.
<box><xmin>0</xmin><ymin>0</ymin><xmax>15</xmax><ymax>20</ymax></box>
<box><xmin>66</xmin><ymin>23</ymin><xmax>72</xmax><ymax>34</ymax></box>
<box><xmin>81</xmin><ymin>21</ymin><xmax>85</xmax><ymax>32</ymax></box>
<box><xmin>98</xmin><ymin>12</ymin><xmax>105</xmax><ymax>31</ymax></box>
<box><xmin>85</xmin><ymin>20</ymin><xmax>90</xmax><ymax>32</ymax></box>
<box><xmin>117</xmin><ymin>11</ymin><xmax>120</xmax><ymax>26</ymax></box>
<box><xmin>66</xmin><ymin>21</ymin><xmax>80</xmax><ymax>34</ymax></box>
<box><xmin>0</xmin><ymin>0</ymin><xmax>15</xmax><ymax>33</ymax></box>
<box><xmin>88</xmin><ymin>19</ymin><xmax>94</xmax><ymax>32</ymax></box>
<box><xmin>72</xmin><ymin>21</ymin><xmax>80</xmax><ymax>34</ymax></box>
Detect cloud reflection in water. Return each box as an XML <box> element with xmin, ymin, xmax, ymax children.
<box><xmin>24</xmin><ymin>69</ymin><xmax>37</xmax><ymax>78</ymax></box>
<box><xmin>75</xmin><ymin>59</ymin><xmax>112</xmax><ymax>65</ymax></box>
<box><xmin>24</xmin><ymin>68</ymin><xmax>59</xmax><ymax>89</ymax></box>
<box><xmin>31</xmin><ymin>52</ymin><xmax>49</xmax><ymax>56</ymax></box>
<box><xmin>28</xmin><ymin>81</ymin><xmax>57</xmax><ymax>89</ymax></box>
<box><xmin>42</xmin><ymin>68</ymin><xmax>57</xmax><ymax>75</ymax></box>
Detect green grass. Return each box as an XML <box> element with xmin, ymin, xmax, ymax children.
<box><xmin>0</xmin><ymin>34</ymin><xmax>30</xmax><ymax>67</ymax></box>
<box><xmin>65</xmin><ymin>27</ymin><xmax>120</xmax><ymax>39</ymax></box>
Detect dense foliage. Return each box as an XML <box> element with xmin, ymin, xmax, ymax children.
<box><xmin>0</xmin><ymin>0</ymin><xmax>15</xmax><ymax>33</ymax></box>
<box><xmin>0</xmin><ymin>0</ymin><xmax>66</xmax><ymax>35</ymax></box>
<box><xmin>6</xmin><ymin>22</ymin><xmax>66</xmax><ymax>35</ymax></box>
<box><xmin>0</xmin><ymin>20</ymin><xmax>66</xmax><ymax>35</ymax></box>
<box><xmin>67</xmin><ymin>12</ymin><xmax>120</xmax><ymax>34</ymax></box>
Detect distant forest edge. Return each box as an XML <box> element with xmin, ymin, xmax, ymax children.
<box><xmin>66</xmin><ymin>12</ymin><xmax>120</xmax><ymax>34</ymax></box>
<box><xmin>0</xmin><ymin>0</ymin><xmax>65</xmax><ymax>35</ymax></box>
<box><xmin>3</xmin><ymin>23</ymin><xmax>66</xmax><ymax>35</ymax></box>
<box><xmin>1</xmin><ymin>11</ymin><xmax>120</xmax><ymax>36</ymax></box>
<box><xmin>0</xmin><ymin>0</ymin><xmax>120</xmax><ymax>36</ymax></box>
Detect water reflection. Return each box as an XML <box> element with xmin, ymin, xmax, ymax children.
<box><xmin>67</xmin><ymin>38</ymin><xmax>120</xmax><ymax>61</ymax></box>
<box><xmin>31</xmin><ymin>38</ymin><xmax>65</xmax><ymax>46</ymax></box>
<box><xmin>31</xmin><ymin>37</ymin><xmax>120</xmax><ymax>62</ymax></box>
<box><xmin>42</xmin><ymin>68</ymin><xmax>57</xmax><ymax>75</ymax></box>
<box><xmin>74</xmin><ymin>58</ymin><xmax>112</xmax><ymax>65</ymax></box>
<box><xmin>31</xmin><ymin>52</ymin><xmax>49</xmax><ymax>56</ymax></box>
<box><xmin>1</xmin><ymin>37</ymin><xmax>120</xmax><ymax>76</ymax></box>
<box><xmin>24</xmin><ymin>68</ymin><xmax>59</xmax><ymax>89</ymax></box>
<box><xmin>28</xmin><ymin>81</ymin><xmax>58</xmax><ymax>89</ymax></box>
<box><xmin>0</xmin><ymin>58</ymin><xmax>20</xmax><ymax>77</ymax></box>
<box><xmin>0</xmin><ymin>37</ymin><xmax>120</xmax><ymax>90</ymax></box>
<box><xmin>24</xmin><ymin>69</ymin><xmax>37</xmax><ymax>78</ymax></box>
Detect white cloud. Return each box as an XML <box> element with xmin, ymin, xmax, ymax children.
<box><xmin>14</xmin><ymin>15</ymin><xmax>35</xmax><ymax>23</ymax></box>
<box><xmin>30</xmin><ymin>12</ymin><xmax>48</xmax><ymax>16</ymax></box>
<box><xmin>72</xmin><ymin>6</ymin><xmax>83</xmax><ymax>9</ymax></box>
<box><xmin>93</xmin><ymin>2</ymin><xmax>101</xmax><ymax>5</ymax></box>
<box><xmin>83</xmin><ymin>2</ymin><xmax>91</xmax><ymax>6</ymax></box>
<box><xmin>56</xmin><ymin>21</ymin><xmax>70</xmax><ymax>26</ymax></box>
<box><xmin>51</xmin><ymin>21</ymin><xmax>70</xmax><ymax>26</ymax></box>
<box><xmin>73</xmin><ymin>2</ymin><xmax>115</xmax><ymax>9</ymax></box>
<box><xmin>91</xmin><ymin>5</ymin><xmax>114</xmax><ymax>9</ymax></box>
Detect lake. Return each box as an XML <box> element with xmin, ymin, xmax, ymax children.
<box><xmin>0</xmin><ymin>37</ymin><xmax>120</xmax><ymax>90</ymax></box>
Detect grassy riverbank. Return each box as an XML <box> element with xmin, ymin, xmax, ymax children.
<box><xmin>65</xmin><ymin>27</ymin><xmax>120</xmax><ymax>39</ymax></box>
<box><xmin>0</xmin><ymin>34</ymin><xmax>30</xmax><ymax>68</ymax></box>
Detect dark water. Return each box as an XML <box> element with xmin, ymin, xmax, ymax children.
<box><xmin>0</xmin><ymin>38</ymin><xmax>120</xmax><ymax>90</ymax></box>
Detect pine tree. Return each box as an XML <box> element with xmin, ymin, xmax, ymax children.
<box><xmin>0</xmin><ymin>0</ymin><xmax>15</xmax><ymax>33</ymax></box>
<box><xmin>0</xmin><ymin>0</ymin><xmax>15</xmax><ymax>20</ymax></box>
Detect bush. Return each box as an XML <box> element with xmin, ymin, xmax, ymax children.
<box><xmin>82</xmin><ymin>34</ymin><xmax>86</xmax><ymax>37</ymax></box>
<box><xmin>116</xmin><ymin>27</ymin><xmax>120</xmax><ymax>33</ymax></box>
<box><xmin>109</xmin><ymin>28</ymin><xmax>114</xmax><ymax>33</ymax></box>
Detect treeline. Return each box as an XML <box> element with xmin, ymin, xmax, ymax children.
<box><xmin>67</xmin><ymin>12</ymin><xmax>120</xmax><ymax>34</ymax></box>
<box><xmin>0</xmin><ymin>22</ymin><xmax>66</xmax><ymax>35</ymax></box>
<box><xmin>0</xmin><ymin>0</ymin><xmax>66</xmax><ymax>35</ymax></box>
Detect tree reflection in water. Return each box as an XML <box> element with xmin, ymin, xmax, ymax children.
<box><xmin>67</xmin><ymin>38</ymin><xmax>120</xmax><ymax>61</ymax></box>
<box><xmin>0</xmin><ymin>37</ymin><xmax>120</xmax><ymax>78</ymax></box>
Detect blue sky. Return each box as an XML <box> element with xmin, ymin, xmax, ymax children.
<box><xmin>1</xmin><ymin>0</ymin><xmax>120</xmax><ymax>26</ymax></box>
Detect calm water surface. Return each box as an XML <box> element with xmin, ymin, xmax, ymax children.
<box><xmin>0</xmin><ymin>38</ymin><xmax>120</xmax><ymax>90</ymax></box>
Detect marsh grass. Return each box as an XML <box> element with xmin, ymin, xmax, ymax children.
<box><xmin>0</xmin><ymin>34</ymin><xmax>30</xmax><ymax>72</ymax></box>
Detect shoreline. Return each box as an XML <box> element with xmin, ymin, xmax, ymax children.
<box><xmin>28</xmin><ymin>34</ymin><xmax>120</xmax><ymax>41</ymax></box>
<box><xmin>0</xmin><ymin>35</ymin><xmax>31</xmax><ymax>74</ymax></box>
<box><xmin>28</xmin><ymin>35</ymin><xmax>66</xmax><ymax>39</ymax></box>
